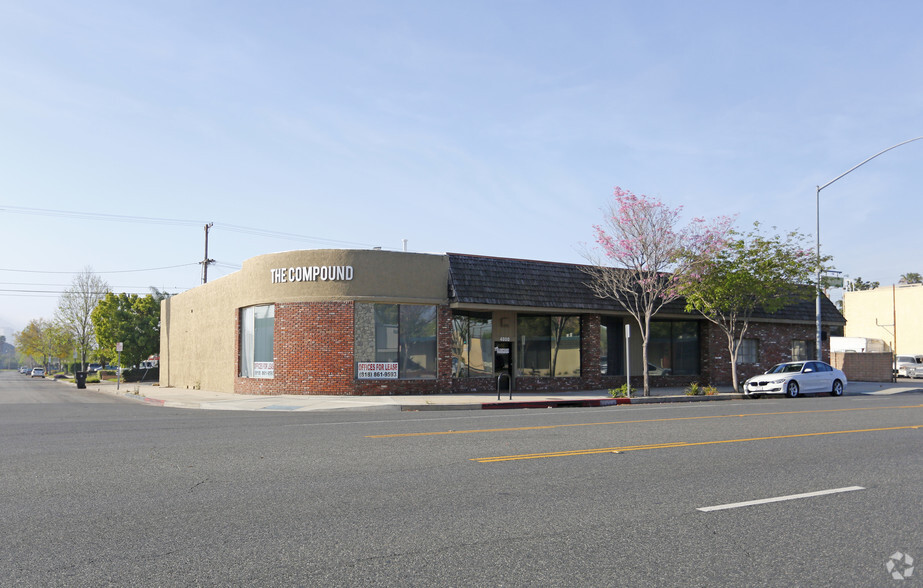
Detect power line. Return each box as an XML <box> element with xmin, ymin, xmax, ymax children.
<box><xmin>0</xmin><ymin>263</ymin><xmax>201</xmax><ymax>274</ymax></box>
<box><xmin>217</xmin><ymin>223</ymin><xmax>376</xmax><ymax>248</ymax></box>
<box><xmin>0</xmin><ymin>204</ymin><xmax>381</xmax><ymax>248</ymax></box>
<box><xmin>0</xmin><ymin>288</ymin><xmax>179</xmax><ymax>295</ymax></box>
<box><xmin>0</xmin><ymin>282</ymin><xmax>193</xmax><ymax>288</ymax></box>
<box><xmin>0</xmin><ymin>205</ymin><xmax>204</xmax><ymax>226</ymax></box>
<box><xmin>214</xmin><ymin>261</ymin><xmax>242</xmax><ymax>270</ymax></box>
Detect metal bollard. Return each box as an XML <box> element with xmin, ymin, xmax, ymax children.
<box><xmin>497</xmin><ymin>373</ymin><xmax>511</xmax><ymax>401</ymax></box>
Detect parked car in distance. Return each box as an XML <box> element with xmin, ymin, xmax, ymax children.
<box><xmin>647</xmin><ymin>363</ymin><xmax>672</xmax><ymax>376</ymax></box>
<box><xmin>905</xmin><ymin>355</ymin><xmax>923</xmax><ymax>378</ymax></box>
<box><xmin>19</xmin><ymin>366</ymin><xmax>30</xmax><ymax>374</ymax></box>
<box><xmin>30</xmin><ymin>367</ymin><xmax>45</xmax><ymax>378</ymax></box>
<box><xmin>893</xmin><ymin>355</ymin><xmax>918</xmax><ymax>377</ymax></box>
<box><xmin>744</xmin><ymin>360</ymin><xmax>846</xmax><ymax>398</ymax></box>
<box><xmin>87</xmin><ymin>363</ymin><xmax>103</xmax><ymax>373</ymax></box>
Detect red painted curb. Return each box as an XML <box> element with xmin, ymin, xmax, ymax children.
<box><xmin>481</xmin><ymin>399</ymin><xmax>613</xmax><ymax>410</ymax></box>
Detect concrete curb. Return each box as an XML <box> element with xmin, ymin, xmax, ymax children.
<box><xmin>404</xmin><ymin>393</ymin><xmax>747</xmax><ymax>412</ymax></box>
<box><xmin>56</xmin><ymin>376</ymin><xmax>922</xmax><ymax>412</ymax></box>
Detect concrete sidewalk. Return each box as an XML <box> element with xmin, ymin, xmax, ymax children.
<box><xmin>71</xmin><ymin>378</ymin><xmax>923</xmax><ymax>412</ymax></box>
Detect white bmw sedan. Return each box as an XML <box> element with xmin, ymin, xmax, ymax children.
<box><xmin>744</xmin><ymin>361</ymin><xmax>847</xmax><ymax>398</ymax></box>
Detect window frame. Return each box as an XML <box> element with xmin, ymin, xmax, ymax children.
<box><xmin>516</xmin><ymin>314</ymin><xmax>581</xmax><ymax>378</ymax></box>
<box><xmin>239</xmin><ymin>304</ymin><xmax>275</xmax><ymax>379</ymax></box>
<box><xmin>736</xmin><ymin>338</ymin><xmax>759</xmax><ymax>364</ymax></box>
<box><xmin>451</xmin><ymin>311</ymin><xmax>494</xmax><ymax>379</ymax></box>
<box><xmin>354</xmin><ymin>303</ymin><xmax>438</xmax><ymax>380</ymax></box>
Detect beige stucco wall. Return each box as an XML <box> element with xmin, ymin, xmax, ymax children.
<box><xmin>160</xmin><ymin>249</ymin><xmax>450</xmax><ymax>393</ymax></box>
<box><xmin>160</xmin><ymin>272</ymin><xmax>240</xmax><ymax>393</ymax></box>
<box><xmin>843</xmin><ymin>284</ymin><xmax>923</xmax><ymax>355</ymax></box>
<box><xmin>239</xmin><ymin>249</ymin><xmax>449</xmax><ymax>306</ymax></box>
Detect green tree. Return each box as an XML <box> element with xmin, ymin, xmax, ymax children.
<box><xmin>47</xmin><ymin>324</ymin><xmax>76</xmax><ymax>370</ymax></box>
<box><xmin>847</xmin><ymin>277</ymin><xmax>879</xmax><ymax>291</ymax></box>
<box><xmin>91</xmin><ymin>293</ymin><xmax>160</xmax><ymax>369</ymax></box>
<box><xmin>56</xmin><ymin>267</ymin><xmax>110</xmax><ymax>370</ymax></box>
<box><xmin>13</xmin><ymin>319</ymin><xmax>62</xmax><ymax>369</ymax></box>
<box><xmin>899</xmin><ymin>272</ymin><xmax>922</xmax><ymax>284</ymax></box>
<box><xmin>676</xmin><ymin>223</ymin><xmax>822</xmax><ymax>392</ymax></box>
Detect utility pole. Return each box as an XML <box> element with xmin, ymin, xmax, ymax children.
<box><xmin>200</xmin><ymin>222</ymin><xmax>215</xmax><ymax>284</ymax></box>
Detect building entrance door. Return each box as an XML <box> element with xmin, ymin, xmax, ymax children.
<box><xmin>494</xmin><ymin>341</ymin><xmax>513</xmax><ymax>391</ymax></box>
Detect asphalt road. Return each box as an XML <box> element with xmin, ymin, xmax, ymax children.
<box><xmin>1</xmin><ymin>371</ymin><xmax>920</xmax><ymax>586</ymax></box>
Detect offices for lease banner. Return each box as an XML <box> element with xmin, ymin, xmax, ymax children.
<box><xmin>159</xmin><ymin>249</ymin><xmax>845</xmax><ymax>395</ymax></box>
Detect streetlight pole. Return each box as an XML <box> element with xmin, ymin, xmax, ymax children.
<box><xmin>815</xmin><ymin>136</ymin><xmax>923</xmax><ymax>361</ymax></box>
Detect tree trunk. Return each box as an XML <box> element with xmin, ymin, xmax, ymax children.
<box><xmin>641</xmin><ymin>315</ymin><xmax>651</xmax><ymax>396</ymax></box>
<box><xmin>726</xmin><ymin>330</ymin><xmax>739</xmax><ymax>393</ymax></box>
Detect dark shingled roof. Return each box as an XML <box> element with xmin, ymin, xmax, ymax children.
<box><xmin>447</xmin><ymin>253</ymin><xmax>845</xmax><ymax>325</ymax></box>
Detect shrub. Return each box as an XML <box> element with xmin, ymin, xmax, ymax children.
<box><xmin>120</xmin><ymin>367</ymin><xmax>159</xmax><ymax>382</ymax></box>
<box><xmin>685</xmin><ymin>383</ymin><xmax>719</xmax><ymax>396</ymax></box>
<box><xmin>608</xmin><ymin>384</ymin><xmax>633</xmax><ymax>398</ymax></box>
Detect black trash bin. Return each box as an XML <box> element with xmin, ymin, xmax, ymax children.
<box><xmin>75</xmin><ymin>371</ymin><xmax>87</xmax><ymax>389</ymax></box>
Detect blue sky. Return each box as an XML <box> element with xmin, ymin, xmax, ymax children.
<box><xmin>2</xmin><ymin>1</ymin><xmax>922</xmax><ymax>337</ymax></box>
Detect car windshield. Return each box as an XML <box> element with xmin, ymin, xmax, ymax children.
<box><xmin>768</xmin><ymin>363</ymin><xmax>804</xmax><ymax>374</ymax></box>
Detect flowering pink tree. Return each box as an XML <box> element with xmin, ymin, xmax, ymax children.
<box><xmin>585</xmin><ymin>187</ymin><xmax>732</xmax><ymax>396</ymax></box>
<box><xmin>676</xmin><ymin>223</ymin><xmax>822</xmax><ymax>392</ymax></box>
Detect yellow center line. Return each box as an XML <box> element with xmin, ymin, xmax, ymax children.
<box><xmin>471</xmin><ymin>425</ymin><xmax>923</xmax><ymax>463</ymax></box>
<box><xmin>366</xmin><ymin>404</ymin><xmax>923</xmax><ymax>438</ymax></box>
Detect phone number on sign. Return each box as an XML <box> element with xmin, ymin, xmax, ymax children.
<box><xmin>357</xmin><ymin>362</ymin><xmax>398</xmax><ymax>379</ymax></box>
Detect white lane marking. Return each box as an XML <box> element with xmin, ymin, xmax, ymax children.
<box><xmin>697</xmin><ymin>486</ymin><xmax>866</xmax><ymax>512</ymax></box>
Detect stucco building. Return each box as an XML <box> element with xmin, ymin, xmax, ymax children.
<box><xmin>843</xmin><ymin>283</ymin><xmax>923</xmax><ymax>356</ymax></box>
<box><xmin>159</xmin><ymin>249</ymin><xmax>845</xmax><ymax>395</ymax></box>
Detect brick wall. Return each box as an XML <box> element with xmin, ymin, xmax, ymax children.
<box><xmin>236</xmin><ymin>301</ymin><xmax>356</xmax><ymax>395</ymax></box>
<box><xmin>705</xmin><ymin>321</ymin><xmax>823</xmax><ymax>387</ymax></box>
<box><xmin>237</xmin><ymin>302</ymin><xmax>457</xmax><ymax>396</ymax></box>
<box><xmin>831</xmin><ymin>351</ymin><xmax>892</xmax><ymax>382</ymax></box>
<box><xmin>234</xmin><ymin>304</ymin><xmax>829</xmax><ymax>396</ymax></box>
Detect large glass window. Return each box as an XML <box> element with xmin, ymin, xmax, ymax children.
<box><xmin>452</xmin><ymin>311</ymin><xmax>493</xmax><ymax>378</ymax></box>
<box><xmin>517</xmin><ymin>315</ymin><xmax>581</xmax><ymax>377</ymax></box>
<box><xmin>648</xmin><ymin>320</ymin><xmax>700</xmax><ymax>376</ymax></box>
<box><xmin>355</xmin><ymin>303</ymin><xmax>437</xmax><ymax>379</ymax></box>
<box><xmin>399</xmin><ymin>305</ymin><xmax>438</xmax><ymax>379</ymax></box>
<box><xmin>600</xmin><ymin>316</ymin><xmax>625</xmax><ymax>375</ymax></box>
<box><xmin>240</xmin><ymin>305</ymin><xmax>274</xmax><ymax>378</ymax></box>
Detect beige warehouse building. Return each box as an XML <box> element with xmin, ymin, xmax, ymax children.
<box><xmin>843</xmin><ymin>283</ymin><xmax>923</xmax><ymax>355</ymax></box>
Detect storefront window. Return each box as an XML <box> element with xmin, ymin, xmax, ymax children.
<box><xmin>374</xmin><ymin>304</ymin><xmax>399</xmax><ymax>362</ymax></box>
<box><xmin>451</xmin><ymin>312</ymin><xmax>493</xmax><ymax>378</ymax></box>
<box><xmin>355</xmin><ymin>303</ymin><xmax>437</xmax><ymax>379</ymax></box>
<box><xmin>240</xmin><ymin>305</ymin><xmax>274</xmax><ymax>378</ymax></box>
<box><xmin>399</xmin><ymin>305</ymin><xmax>437</xmax><ymax>379</ymax></box>
<box><xmin>648</xmin><ymin>320</ymin><xmax>699</xmax><ymax>376</ymax></box>
<box><xmin>517</xmin><ymin>315</ymin><xmax>580</xmax><ymax>377</ymax></box>
<box><xmin>600</xmin><ymin>316</ymin><xmax>624</xmax><ymax>375</ymax></box>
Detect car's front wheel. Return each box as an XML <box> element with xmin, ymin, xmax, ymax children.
<box><xmin>785</xmin><ymin>380</ymin><xmax>800</xmax><ymax>398</ymax></box>
<box><xmin>832</xmin><ymin>380</ymin><xmax>844</xmax><ymax>396</ymax></box>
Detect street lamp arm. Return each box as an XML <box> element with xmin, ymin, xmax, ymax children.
<box><xmin>819</xmin><ymin>136</ymin><xmax>923</xmax><ymax>192</ymax></box>
<box><xmin>815</xmin><ymin>135</ymin><xmax>923</xmax><ymax>362</ymax></box>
